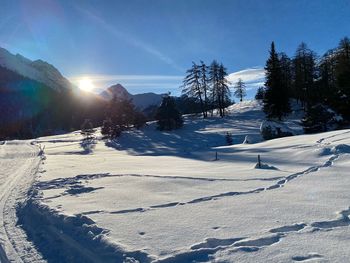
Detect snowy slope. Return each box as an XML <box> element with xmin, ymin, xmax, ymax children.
<box><xmin>2</xmin><ymin>100</ymin><xmax>350</xmax><ymax>262</ymax></box>
<box><xmin>0</xmin><ymin>47</ymin><xmax>72</xmax><ymax>91</ymax></box>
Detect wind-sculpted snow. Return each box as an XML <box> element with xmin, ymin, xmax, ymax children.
<box><xmin>17</xmin><ymin>199</ymin><xmax>153</xmax><ymax>263</ymax></box>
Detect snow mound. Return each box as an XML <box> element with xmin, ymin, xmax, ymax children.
<box><xmin>331</xmin><ymin>144</ymin><xmax>350</xmax><ymax>154</ymax></box>
<box><xmin>254</xmin><ymin>163</ymin><xmax>279</xmax><ymax>170</ymax></box>
<box><xmin>320</xmin><ymin>144</ymin><xmax>350</xmax><ymax>156</ymax></box>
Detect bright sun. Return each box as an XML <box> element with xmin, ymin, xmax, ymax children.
<box><xmin>78</xmin><ymin>78</ymin><xmax>94</xmax><ymax>92</ymax></box>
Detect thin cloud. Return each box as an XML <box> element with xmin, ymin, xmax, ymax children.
<box><xmin>69</xmin><ymin>74</ymin><xmax>183</xmax><ymax>82</ymax></box>
<box><xmin>74</xmin><ymin>5</ymin><xmax>184</xmax><ymax>72</ymax></box>
<box><xmin>69</xmin><ymin>74</ymin><xmax>183</xmax><ymax>93</ymax></box>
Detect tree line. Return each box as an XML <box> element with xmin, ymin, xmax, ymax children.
<box><xmin>261</xmin><ymin>37</ymin><xmax>350</xmax><ymax>133</ymax></box>
<box><xmin>181</xmin><ymin>60</ymin><xmax>232</xmax><ymax>118</ymax></box>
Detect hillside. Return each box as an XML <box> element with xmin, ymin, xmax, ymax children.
<box><xmin>2</xmin><ymin>101</ymin><xmax>350</xmax><ymax>262</ymax></box>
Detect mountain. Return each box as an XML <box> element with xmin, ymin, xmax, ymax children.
<box><xmin>0</xmin><ymin>47</ymin><xmax>106</xmax><ymax>139</ymax></box>
<box><xmin>100</xmin><ymin>84</ymin><xmax>163</xmax><ymax>110</ymax></box>
<box><xmin>0</xmin><ymin>47</ymin><xmax>72</xmax><ymax>91</ymax></box>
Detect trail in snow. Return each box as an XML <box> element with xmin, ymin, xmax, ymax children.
<box><xmin>0</xmin><ymin>141</ymin><xmax>42</xmax><ymax>262</ymax></box>
<box><xmin>157</xmin><ymin>205</ymin><xmax>350</xmax><ymax>262</ymax></box>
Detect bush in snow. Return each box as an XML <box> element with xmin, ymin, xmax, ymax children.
<box><xmin>302</xmin><ymin>104</ymin><xmax>342</xmax><ymax>134</ymax></box>
<box><xmin>101</xmin><ymin>118</ymin><xmax>122</xmax><ymax>139</ymax></box>
<box><xmin>260</xmin><ymin>120</ymin><xmax>294</xmax><ymax>140</ymax></box>
<box><xmin>81</xmin><ymin>119</ymin><xmax>94</xmax><ymax>140</ymax></box>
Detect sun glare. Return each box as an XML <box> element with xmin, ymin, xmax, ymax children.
<box><xmin>78</xmin><ymin>78</ymin><xmax>94</xmax><ymax>92</ymax></box>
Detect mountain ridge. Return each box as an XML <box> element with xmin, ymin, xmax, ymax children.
<box><xmin>100</xmin><ymin>83</ymin><xmax>164</xmax><ymax>109</ymax></box>
<box><xmin>0</xmin><ymin>47</ymin><xmax>72</xmax><ymax>91</ymax></box>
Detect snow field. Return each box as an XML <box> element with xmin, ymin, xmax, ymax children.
<box><xmin>3</xmin><ymin>100</ymin><xmax>350</xmax><ymax>262</ymax></box>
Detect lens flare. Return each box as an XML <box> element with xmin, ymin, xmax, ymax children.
<box><xmin>78</xmin><ymin>78</ymin><xmax>94</xmax><ymax>92</ymax></box>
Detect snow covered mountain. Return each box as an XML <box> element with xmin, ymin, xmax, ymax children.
<box><xmin>100</xmin><ymin>83</ymin><xmax>163</xmax><ymax>109</ymax></box>
<box><xmin>0</xmin><ymin>47</ymin><xmax>72</xmax><ymax>91</ymax></box>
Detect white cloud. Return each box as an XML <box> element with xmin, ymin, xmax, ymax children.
<box><xmin>227</xmin><ymin>67</ymin><xmax>265</xmax><ymax>86</ymax></box>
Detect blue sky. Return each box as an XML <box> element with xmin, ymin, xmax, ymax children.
<box><xmin>1</xmin><ymin>0</ymin><xmax>350</xmax><ymax>97</ymax></box>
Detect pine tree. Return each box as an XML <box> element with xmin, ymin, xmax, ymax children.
<box><xmin>218</xmin><ymin>63</ymin><xmax>231</xmax><ymax>117</ymax></box>
<box><xmin>199</xmin><ymin>61</ymin><xmax>209</xmax><ymax>117</ymax></box>
<box><xmin>233</xmin><ymin>78</ymin><xmax>246</xmax><ymax>102</ymax></box>
<box><xmin>182</xmin><ymin>62</ymin><xmax>206</xmax><ymax>118</ymax></box>
<box><xmin>279</xmin><ymin>52</ymin><xmax>292</xmax><ymax>98</ymax></box>
<box><xmin>255</xmin><ymin>87</ymin><xmax>265</xmax><ymax>100</ymax></box>
<box><xmin>292</xmin><ymin>42</ymin><xmax>317</xmax><ymax>108</ymax></box>
<box><xmin>263</xmin><ymin>42</ymin><xmax>291</xmax><ymax>120</ymax></box>
<box><xmin>302</xmin><ymin>104</ymin><xmax>337</xmax><ymax>133</ymax></box>
<box><xmin>209</xmin><ymin>60</ymin><xmax>220</xmax><ymax>116</ymax></box>
<box><xmin>155</xmin><ymin>94</ymin><xmax>183</xmax><ymax>131</ymax></box>
<box><xmin>334</xmin><ymin>37</ymin><xmax>350</xmax><ymax>119</ymax></box>
<box><xmin>318</xmin><ymin>49</ymin><xmax>337</xmax><ymax>105</ymax></box>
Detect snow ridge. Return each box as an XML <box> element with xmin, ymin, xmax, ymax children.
<box><xmin>0</xmin><ymin>47</ymin><xmax>72</xmax><ymax>91</ymax></box>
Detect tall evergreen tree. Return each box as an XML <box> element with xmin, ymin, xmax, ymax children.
<box><xmin>210</xmin><ymin>60</ymin><xmax>231</xmax><ymax>117</ymax></box>
<box><xmin>182</xmin><ymin>62</ymin><xmax>206</xmax><ymax>118</ymax></box>
<box><xmin>318</xmin><ymin>49</ymin><xmax>337</xmax><ymax>105</ymax></box>
<box><xmin>263</xmin><ymin>42</ymin><xmax>291</xmax><ymax>120</ymax></box>
<box><xmin>233</xmin><ymin>78</ymin><xmax>247</xmax><ymax>102</ymax></box>
<box><xmin>199</xmin><ymin>61</ymin><xmax>209</xmax><ymax>117</ymax></box>
<box><xmin>292</xmin><ymin>42</ymin><xmax>317</xmax><ymax>108</ymax></box>
<box><xmin>279</xmin><ymin>53</ymin><xmax>292</xmax><ymax>98</ymax></box>
<box><xmin>334</xmin><ymin>37</ymin><xmax>350</xmax><ymax>119</ymax></box>
<box><xmin>255</xmin><ymin>86</ymin><xmax>265</xmax><ymax>100</ymax></box>
<box><xmin>155</xmin><ymin>94</ymin><xmax>183</xmax><ymax>130</ymax></box>
<box><xmin>209</xmin><ymin>60</ymin><xmax>220</xmax><ymax>116</ymax></box>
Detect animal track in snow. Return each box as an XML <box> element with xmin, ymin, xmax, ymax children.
<box><xmin>292</xmin><ymin>253</ymin><xmax>323</xmax><ymax>261</ymax></box>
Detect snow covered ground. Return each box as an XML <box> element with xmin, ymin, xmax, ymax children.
<box><xmin>1</xmin><ymin>100</ymin><xmax>350</xmax><ymax>262</ymax></box>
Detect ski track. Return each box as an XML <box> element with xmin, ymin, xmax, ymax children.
<box><xmin>0</xmin><ymin>141</ymin><xmax>42</xmax><ymax>262</ymax></box>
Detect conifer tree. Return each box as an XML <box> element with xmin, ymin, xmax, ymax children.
<box><xmin>199</xmin><ymin>61</ymin><xmax>209</xmax><ymax>117</ymax></box>
<box><xmin>218</xmin><ymin>63</ymin><xmax>231</xmax><ymax>117</ymax></box>
<box><xmin>155</xmin><ymin>94</ymin><xmax>183</xmax><ymax>131</ymax></box>
<box><xmin>263</xmin><ymin>42</ymin><xmax>291</xmax><ymax>120</ymax></box>
<box><xmin>334</xmin><ymin>37</ymin><xmax>350</xmax><ymax>119</ymax></box>
<box><xmin>292</xmin><ymin>42</ymin><xmax>317</xmax><ymax>108</ymax></box>
<box><xmin>209</xmin><ymin>60</ymin><xmax>220</xmax><ymax>116</ymax></box>
<box><xmin>182</xmin><ymin>62</ymin><xmax>206</xmax><ymax>118</ymax></box>
<box><xmin>279</xmin><ymin>52</ymin><xmax>292</xmax><ymax>98</ymax></box>
<box><xmin>255</xmin><ymin>87</ymin><xmax>265</xmax><ymax>100</ymax></box>
<box><xmin>233</xmin><ymin>78</ymin><xmax>246</xmax><ymax>102</ymax></box>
